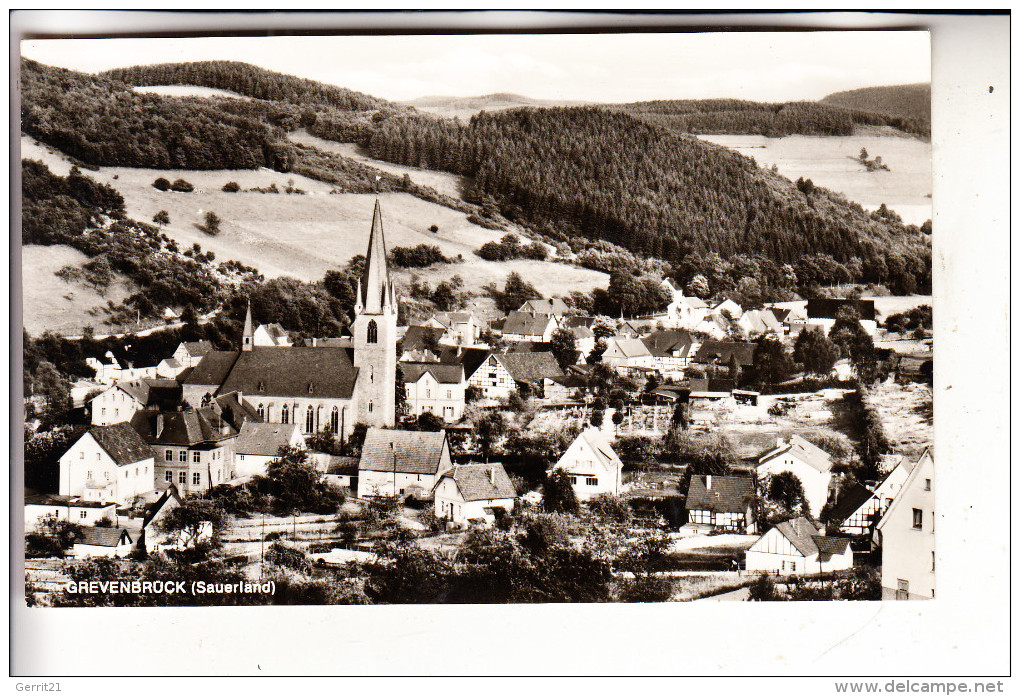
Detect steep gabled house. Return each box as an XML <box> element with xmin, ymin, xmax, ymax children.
<box><xmin>519</xmin><ymin>298</ymin><xmax>571</xmax><ymax>317</ymax></box>
<box><xmin>253</xmin><ymin>322</ymin><xmax>292</xmax><ymax>347</ymax></box>
<box><xmin>875</xmin><ymin>448</ymin><xmax>935</xmax><ymax>599</ymax></box>
<box><xmin>172</xmin><ymin>341</ymin><xmax>214</xmax><ymax>369</ymax></box>
<box><xmin>756</xmin><ymin>435</ymin><xmax>835</xmax><ymax>517</ymax></box>
<box><xmin>685</xmin><ymin>474</ymin><xmax>756</xmax><ymax>532</ymax></box>
<box><xmin>427</xmin><ymin>311</ymin><xmax>482</xmax><ymax>346</ymax></box>
<box><xmin>233</xmin><ymin>421</ymin><xmax>305</xmax><ymax>477</ymax></box>
<box><xmin>551</xmin><ymin>427</ymin><xmax>623</xmax><ymax>501</ymax></box>
<box><xmin>642</xmin><ymin>329</ymin><xmax>695</xmax><ymax>376</ymax></box>
<box><xmin>58</xmin><ymin>423</ymin><xmax>156</xmax><ymax>506</ymax></box>
<box><xmin>433</xmin><ymin>463</ymin><xmax>517</xmax><ymax>524</ymax></box>
<box><xmin>501</xmin><ymin>311</ymin><xmax>558</xmax><ymax>342</ymax></box>
<box><xmin>401</xmin><ymin>362</ymin><xmax>466</xmax><ymax>422</ymax></box>
<box><xmin>91</xmin><ymin>378</ymin><xmax>182</xmax><ymax>426</ymax></box>
<box><xmin>744</xmin><ymin>516</ymin><xmax>853</xmax><ymax>575</ymax></box>
<box><xmin>691</xmin><ymin>340</ymin><xmax>756</xmax><ymax>373</ymax></box>
<box><xmin>602</xmin><ymin>337</ymin><xmax>654</xmax><ymax>372</ymax></box>
<box><xmin>466</xmin><ymin>351</ymin><xmax>564</xmax><ymax>399</ymax></box>
<box><xmin>141</xmin><ymin>484</ymin><xmax>213</xmax><ymax>553</ymax></box>
<box><xmin>660</xmin><ymin>278</ymin><xmax>709</xmax><ymax>329</ymax></box>
<box><xmin>71</xmin><ymin>527</ymin><xmax>135</xmax><ymax>558</ymax></box>
<box><xmin>358</xmin><ymin>428</ymin><xmax>453</xmax><ymax>498</ymax></box>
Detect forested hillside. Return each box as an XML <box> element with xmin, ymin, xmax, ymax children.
<box><xmin>368</xmin><ymin>107</ymin><xmax>931</xmax><ymax>292</ymax></box>
<box><xmin>821</xmin><ymin>83</ymin><xmax>931</xmax><ymax>129</ymax></box>
<box><xmin>615</xmin><ymin>98</ymin><xmax>929</xmax><ymax>138</ymax></box>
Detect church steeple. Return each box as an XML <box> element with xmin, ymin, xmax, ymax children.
<box><xmin>242</xmin><ymin>300</ymin><xmax>254</xmax><ymax>351</ymax></box>
<box><xmin>359</xmin><ymin>198</ymin><xmax>393</xmax><ymax>315</ymax></box>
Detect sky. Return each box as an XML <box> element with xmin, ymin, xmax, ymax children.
<box><xmin>20</xmin><ymin>30</ymin><xmax>930</xmax><ymax>104</ymax></box>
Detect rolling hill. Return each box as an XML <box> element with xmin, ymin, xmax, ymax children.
<box><xmin>404</xmin><ymin>92</ymin><xmax>589</xmax><ymax>119</ymax></box>
<box><xmin>821</xmin><ymin>83</ymin><xmax>931</xmax><ymax>128</ymax></box>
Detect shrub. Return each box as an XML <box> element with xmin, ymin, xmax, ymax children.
<box><xmin>618</xmin><ymin>575</ymin><xmax>674</xmax><ymax>603</ymax></box>
<box><xmin>152</xmin><ymin>210</ymin><xmax>170</xmax><ymax>225</ymax></box>
<box><xmin>222</xmin><ymin>181</ymin><xmax>240</xmax><ymax>192</ymax></box>
<box><xmin>170</xmin><ymin>179</ymin><xmax>194</xmax><ymax>193</ymax></box>
<box><xmin>429</xmin><ymin>224</ymin><xmax>439</xmax><ymax>233</ymax></box>
<box><xmin>152</xmin><ymin>177</ymin><xmax>170</xmax><ymax>191</ymax></box>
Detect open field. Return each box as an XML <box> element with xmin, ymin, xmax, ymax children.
<box><xmin>21</xmin><ymin>244</ymin><xmax>133</xmax><ymax>336</ymax></box>
<box><xmin>288</xmin><ymin>130</ymin><xmax>469</xmax><ymax>200</ymax></box>
<box><xmin>867</xmin><ymin>380</ymin><xmax>933</xmax><ymax>456</ymax></box>
<box><xmin>698</xmin><ymin>132</ymin><xmax>931</xmax><ymax>225</ymax></box>
<box><xmin>133</xmin><ymin>84</ymin><xmax>251</xmax><ymax>100</ymax></box>
<box><xmin>20</xmin><ymin>136</ymin><xmax>609</xmax><ymax>304</ymax></box>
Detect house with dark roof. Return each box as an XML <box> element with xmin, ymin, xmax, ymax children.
<box><xmin>24</xmin><ymin>492</ymin><xmax>116</xmax><ymax>529</ymax></box>
<box><xmin>756</xmin><ymin>435</ymin><xmax>836</xmax><ymax>517</ymax></box>
<box><xmin>312</xmin><ymin>455</ymin><xmax>360</xmax><ymax>490</ymax></box>
<box><xmin>688</xmin><ymin>378</ymin><xmax>737</xmax><ymax>400</ymax></box>
<box><xmin>72</xmin><ymin>526</ymin><xmax>135</xmax><ymax>558</ymax></box>
<box><xmin>806</xmin><ymin>298</ymin><xmax>877</xmax><ymax>337</ymax></box>
<box><xmin>131</xmin><ymin>407</ymin><xmax>237</xmax><ymax>496</ymax></box>
<box><xmin>90</xmin><ymin>378</ymin><xmax>183</xmax><ymax>426</ymax></box>
<box><xmin>466</xmin><ymin>352</ymin><xmax>564</xmax><ymax>399</ymax></box>
<box><xmin>358</xmin><ymin>428</ymin><xmax>453</xmax><ymax>498</ymax></box>
<box><xmin>643</xmin><ymin>329</ymin><xmax>695</xmax><ymax>376</ymax></box>
<box><xmin>401</xmin><ymin>362</ymin><xmax>466</xmax><ymax>422</ymax></box>
<box><xmin>400</xmin><ymin>325</ymin><xmax>447</xmax><ymax>358</ymax></box>
<box><xmin>233</xmin><ymin>422</ymin><xmax>305</xmax><ymax>477</ymax></box>
<box><xmin>519</xmin><ymin>298</ymin><xmax>571</xmax><ymax>317</ymax></box>
<box><xmin>501</xmin><ymin>311</ymin><xmax>558</xmax><ymax>342</ymax></box>
<box><xmin>426</xmin><ymin>311</ymin><xmax>484</xmax><ymax>346</ymax></box>
<box><xmin>744</xmin><ymin>516</ymin><xmax>853</xmax><ymax>575</ymax></box>
<box><xmin>692</xmin><ymin>341</ymin><xmax>756</xmax><ymax>370</ymax></box>
<box><xmin>685</xmin><ymin>475</ymin><xmax>756</xmax><ymax>532</ymax></box>
<box><xmin>837</xmin><ymin>453</ymin><xmax>917</xmax><ymax>537</ymax></box>
<box><xmin>433</xmin><ymin>463</ymin><xmax>516</xmax><ymax>525</ymax></box>
<box><xmin>173</xmin><ymin>340</ymin><xmax>214</xmax><ymax>368</ymax></box>
<box><xmin>58</xmin><ymin>423</ymin><xmax>156</xmax><ymax>506</ymax></box>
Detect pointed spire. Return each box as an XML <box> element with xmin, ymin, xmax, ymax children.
<box><xmin>359</xmin><ymin>198</ymin><xmax>391</xmax><ymax>314</ymax></box>
<box><xmin>242</xmin><ymin>300</ymin><xmax>254</xmax><ymax>351</ymax></box>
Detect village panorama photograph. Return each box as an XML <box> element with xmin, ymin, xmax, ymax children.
<box><xmin>19</xmin><ymin>28</ymin><xmax>934</xmax><ymax>607</ymax></box>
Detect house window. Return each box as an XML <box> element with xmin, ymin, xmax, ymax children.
<box><xmin>367</xmin><ymin>320</ymin><xmax>378</xmax><ymax>344</ymax></box>
<box><xmin>569</xmin><ymin>476</ymin><xmax>577</xmax><ymax>485</ymax></box>
<box><xmin>426</xmin><ymin>389</ymin><xmax>431</xmax><ymax>399</ymax></box>
<box><xmin>179</xmin><ymin>451</ymin><xmax>187</xmax><ymax>463</ymax></box>
<box><xmin>924</xmin><ymin>478</ymin><xmax>931</xmax><ymax>491</ymax></box>
<box><xmin>932</xmin><ymin>552</ymin><xmax>935</xmax><ymax>571</ymax></box>
<box><xmin>446</xmin><ymin>390</ymin><xmax>452</xmax><ymax>399</ymax></box>
<box><xmin>193</xmin><ymin>451</ymin><xmax>201</xmax><ymax>463</ymax></box>
<box><xmin>193</xmin><ymin>472</ymin><xmax>201</xmax><ymax>485</ymax></box>
<box><xmin>101</xmin><ymin>408</ymin><xmax>106</xmax><ymax>416</ymax></box>
<box><xmin>912</xmin><ymin>508</ymin><xmax>923</xmax><ymax>530</ymax></box>
<box><xmin>105</xmin><ymin>472</ymin><xmax>109</xmax><ymax>481</ymax></box>
<box><xmin>80</xmin><ymin>511</ymin><xmax>88</xmax><ymax>519</ymax></box>
<box><xmin>896</xmin><ymin>579</ymin><xmax>909</xmax><ymax>600</ymax></box>
<box><xmin>86</xmin><ymin>470</ymin><xmax>93</xmax><ymax>479</ymax></box>
<box><xmin>586</xmin><ymin>477</ymin><xmax>598</xmax><ymax>486</ymax></box>
<box><xmin>165</xmin><ymin>470</ymin><xmax>173</xmax><ymax>482</ymax></box>
<box><xmin>165</xmin><ymin>450</ymin><xmax>173</xmax><ymax>461</ymax></box>
<box><xmin>305</xmin><ymin>406</ymin><xmax>315</xmax><ymax>433</ymax></box>
<box><xmin>281</xmin><ymin>404</ymin><xmax>289</xmax><ymax>424</ymax></box>
<box><xmin>179</xmin><ymin>472</ymin><xmax>187</xmax><ymax>484</ymax></box>
<box><xmin>80</xmin><ymin>451</ymin><xmax>84</xmax><ymax>459</ymax></box>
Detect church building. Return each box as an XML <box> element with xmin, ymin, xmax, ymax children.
<box><xmin>181</xmin><ymin>200</ymin><xmax>397</xmax><ymax>439</ymax></box>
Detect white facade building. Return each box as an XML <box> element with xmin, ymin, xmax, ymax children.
<box><xmin>876</xmin><ymin>448</ymin><xmax>935</xmax><ymax>600</ymax></box>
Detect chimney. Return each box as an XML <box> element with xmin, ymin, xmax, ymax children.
<box><xmin>156</xmin><ymin>414</ymin><xmax>165</xmax><ymax>438</ymax></box>
<box><xmin>489</xmin><ymin>466</ymin><xmax>496</xmax><ymax>486</ymax></box>
<box><xmin>705</xmin><ymin>475</ymin><xmax>712</xmax><ymax>490</ymax></box>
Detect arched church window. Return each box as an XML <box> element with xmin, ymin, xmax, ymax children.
<box><xmin>257</xmin><ymin>403</ymin><xmax>264</xmax><ymax>419</ymax></box>
<box><xmin>368</xmin><ymin>401</ymin><xmax>374</xmax><ymax>414</ymax></box>
<box><xmin>370</xmin><ymin>365</ymin><xmax>374</xmax><ymax>383</ymax></box>
<box><xmin>367</xmin><ymin>320</ymin><xmax>378</xmax><ymax>344</ymax></box>
<box><xmin>305</xmin><ymin>405</ymin><xmax>315</xmax><ymax>433</ymax></box>
<box><xmin>331</xmin><ymin>407</ymin><xmax>339</xmax><ymax>434</ymax></box>
<box><xmin>281</xmin><ymin>404</ymin><xmax>289</xmax><ymax>424</ymax></box>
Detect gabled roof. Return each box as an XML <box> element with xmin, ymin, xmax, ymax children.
<box><xmin>213</xmin><ymin>391</ymin><xmax>263</xmax><ymax>430</ymax></box>
<box><xmin>76</xmin><ymin>527</ymin><xmax>133</xmax><ymax>547</ymax></box>
<box><xmin>143</xmin><ymin>484</ymin><xmax>182</xmax><ymax>528</ymax></box>
<box><xmin>319</xmin><ymin>455</ymin><xmax>360</xmax><ymax>476</ymax></box>
<box><xmin>503</xmin><ymin>311</ymin><xmax>555</xmax><ymax>337</ymax></box>
<box><xmin>504</xmin><ymin>340</ymin><xmax>552</xmax><ymax>354</ymax></box>
<box><xmin>876</xmin><ymin>446</ymin><xmax>933</xmax><ymax>532</ymax></box>
<box><xmin>219</xmin><ymin>347</ymin><xmax>358</xmax><ymax>400</ymax></box>
<box><xmin>608</xmin><ymin>337</ymin><xmax>652</xmax><ymax>358</ymax></box>
<box><xmin>643</xmin><ymin>329</ymin><xmax>694</xmax><ymax>358</ymax></box>
<box><xmin>758</xmin><ymin>435</ymin><xmax>833</xmax><ymax>474</ymax></box>
<box><xmin>569</xmin><ymin>326</ymin><xmax>595</xmax><ymax>340</ymax></box>
<box><xmin>258</xmin><ymin>323</ymin><xmax>289</xmax><ymax>341</ymax></box>
<box><xmin>401</xmin><ymin>362</ymin><xmax>465</xmax><ymax>385</ymax></box>
<box><xmin>741</xmin><ymin>310</ymin><xmax>783</xmax><ymax>334</ymax></box>
<box><xmin>400</xmin><ymin>325</ymin><xmax>446</xmax><ymax>352</ymax></box>
<box><xmin>436</xmin><ymin>463</ymin><xmax>516</xmax><ymax>502</ymax></box>
<box><xmin>685</xmin><ymin>475</ymin><xmax>754</xmax><ymax>513</ymax></box>
<box><xmin>772</xmin><ymin>517</ymin><xmax>825</xmax><ymax>557</ymax></box>
<box><xmin>180</xmin><ymin>340</ymin><xmax>214</xmax><ymax>357</ymax></box>
<box><xmin>430</xmin><ymin>311</ymin><xmax>475</xmax><ymax>329</ymax></box>
<box><xmin>359</xmin><ymin>428</ymin><xmax>449</xmax><ymax>475</ymax></box>
<box><xmin>693</xmin><ymin>340</ymin><xmax>756</xmax><ymax>367</ymax></box>
<box><xmin>234</xmin><ymin>421</ymin><xmax>302</xmax><ymax>457</ymax></box>
<box><xmin>25</xmin><ymin>493</ymin><xmax>114</xmax><ymax>509</ymax></box>
<box><xmin>88</xmin><ymin>423</ymin><xmax>156</xmax><ymax>466</ymax></box>
<box><xmin>97</xmin><ymin>378</ymin><xmax>182</xmax><ymax>408</ymax></box>
<box><xmin>180</xmin><ymin>351</ymin><xmax>240</xmax><ymax>388</ymax></box>
<box><xmin>519</xmin><ymin>298</ymin><xmax>570</xmax><ymax>316</ymax></box>
<box><xmin>160</xmin><ymin>358</ymin><xmax>183</xmax><ymax>369</ymax></box>
<box><xmin>560</xmin><ymin>427</ymin><xmax>622</xmax><ymax>472</ymax></box>
<box><xmin>493</xmin><ymin>352</ymin><xmax>564</xmax><ymax>384</ymax></box>
<box><xmin>450</xmin><ymin>347</ymin><xmax>492</xmax><ymax>381</ymax></box>
<box><xmin>688</xmin><ymin>378</ymin><xmax>736</xmax><ymax>395</ymax></box>
<box><xmin>806</xmin><ymin>298</ymin><xmax>876</xmax><ymax>322</ymax></box>
<box><xmin>400</xmin><ymin>349</ymin><xmax>440</xmax><ymax>363</ymax></box>
<box><xmin>130</xmin><ymin>409</ymin><xmax>237</xmax><ymax>447</ymax></box>
<box><xmin>810</xmin><ymin>534</ymin><xmax>852</xmax><ymax>559</ymax></box>
<box><xmin>826</xmin><ymin>482</ymin><xmax>876</xmax><ymax>524</ymax></box>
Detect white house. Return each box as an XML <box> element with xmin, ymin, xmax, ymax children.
<box><xmin>401</xmin><ymin>362</ymin><xmax>466</xmax><ymax>422</ymax></box>
<box><xmin>24</xmin><ymin>493</ymin><xmax>116</xmax><ymax>529</ymax></box>
<box><xmin>466</xmin><ymin>352</ymin><xmax>564</xmax><ymax>400</ymax></box>
<box><xmin>876</xmin><ymin>448</ymin><xmax>935</xmax><ymax>600</ymax></box>
<box><xmin>172</xmin><ymin>341</ymin><xmax>214</xmax><ymax>369</ymax></box>
<box><xmin>311</xmin><ymin>455</ymin><xmax>360</xmax><ymax>490</ymax></box>
<box><xmin>835</xmin><ymin>454</ymin><xmax>917</xmax><ymax>536</ymax></box>
<box><xmin>660</xmin><ymin>278</ymin><xmax>709</xmax><ymax>329</ymax></box>
<box><xmin>711</xmin><ymin>298</ymin><xmax>744</xmax><ymax>320</ymax></box>
<box><xmin>71</xmin><ymin>527</ymin><xmax>135</xmax><ymax>558</ymax></box>
<box><xmin>427</xmin><ymin>311</ymin><xmax>483</xmax><ymax>346</ymax></box>
<box><xmin>602</xmin><ymin>337</ymin><xmax>654</xmax><ymax>372</ymax></box>
<box><xmin>155</xmin><ymin>358</ymin><xmax>187</xmax><ymax>379</ymax></box>
<box><xmin>738</xmin><ymin>309</ymin><xmax>783</xmax><ymax>337</ymax></box>
<box><xmin>58</xmin><ymin>423</ymin><xmax>156</xmax><ymax>506</ymax></box>
<box><xmin>756</xmin><ymin>435</ymin><xmax>835</xmax><ymax>517</ymax></box>
<box><xmin>358</xmin><ymin>428</ymin><xmax>453</xmax><ymax>498</ymax></box>
<box><xmin>233</xmin><ymin>421</ymin><xmax>305</xmax><ymax>477</ymax></box>
<box><xmin>432</xmin><ymin>463</ymin><xmax>517</xmax><ymax>525</ymax></box>
<box><xmin>745</xmin><ymin>517</ymin><xmax>853</xmax><ymax>575</ymax></box>
<box><xmin>501</xmin><ymin>311</ymin><xmax>558</xmax><ymax>342</ymax></box>
<box><xmin>642</xmin><ymin>329</ymin><xmax>695</xmax><ymax>377</ymax></box>
<box><xmin>253</xmin><ymin>323</ymin><xmax>292</xmax><ymax>347</ymax></box>
<box><xmin>90</xmin><ymin>378</ymin><xmax>182</xmax><ymax>426</ymax></box>
<box><xmin>550</xmin><ymin>427</ymin><xmax>623</xmax><ymax>501</ymax></box>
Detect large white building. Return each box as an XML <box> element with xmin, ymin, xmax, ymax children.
<box><xmin>357</xmin><ymin>428</ymin><xmax>453</xmax><ymax>498</ymax></box>
<box><xmin>401</xmin><ymin>363</ymin><xmax>466</xmax><ymax>422</ymax></box>
<box><xmin>58</xmin><ymin>423</ymin><xmax>156</xmax><ymax>506</ymax></box>
<box><xmin>876</xmin><ymin>448</ymin><xmax>935</xmax><ymax>600</ymax></box>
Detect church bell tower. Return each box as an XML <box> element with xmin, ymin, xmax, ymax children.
<box><xmin>352</xmin><ymin>199</ymin><xmax>397</xmax><ymax>427</ymax></box>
